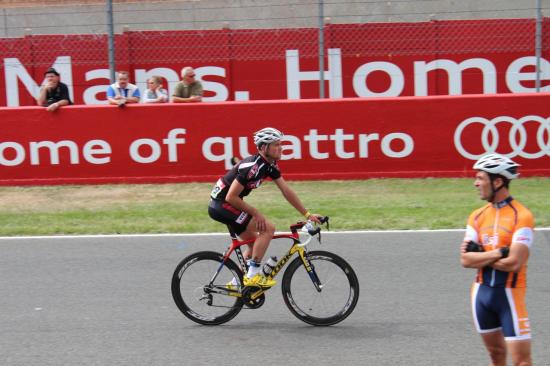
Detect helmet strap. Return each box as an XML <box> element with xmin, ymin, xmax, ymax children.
<box><xmin>259</xmin><ymin>143</ymin><xmax>273</xmax><ymax>162</ymax></box>
<box><xmin>488</xmin><ymin>175</ymin><xmax>505</xmax><ymax>203</ymax></box>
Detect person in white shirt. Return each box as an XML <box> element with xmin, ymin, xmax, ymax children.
<box><xmin>142</xmin><ymin>76</ymin><xmax>168</xmax><ymax>104</ymax></box>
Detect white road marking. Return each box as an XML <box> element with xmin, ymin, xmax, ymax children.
<box><xmin>0</xmin><ymin>228</ymin><xmax>548</xmax><ymax>240</ymax></box>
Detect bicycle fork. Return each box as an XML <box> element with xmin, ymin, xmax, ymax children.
<box><xmin>299</xmin><ymin>249</ymin><xmax>323</xmax><ymax>292</ymax></box>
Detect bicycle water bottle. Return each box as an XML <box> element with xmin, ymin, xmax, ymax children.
<box><xmin>262</xmin><ymin>256</ymin><xmax>278</xmax><ymax>276</ymax></box>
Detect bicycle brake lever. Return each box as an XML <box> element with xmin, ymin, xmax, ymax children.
<box><xmin>319</xmin><ymin>216</ymin><xmax>330</xmax><ymax>230</ymax></box>
<box><xmin>318</xmin><ymin>216</ymin><xmax>329</xmax><ymax>243</ymax></box>
<box><xmin>299</xmin><ymin>223</ymin><xmax>320</xmax><ymax>247</ymax></box>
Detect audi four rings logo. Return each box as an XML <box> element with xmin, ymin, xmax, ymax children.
<box><xmin>454</xmin><ymin>115</ymin><xmax>550</xmax><ymax>160</ymax></box>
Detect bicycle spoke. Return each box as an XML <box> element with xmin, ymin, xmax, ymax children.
<box><xmin>301</xmin><ymin>264</ymin><xmax>350</xmax><ymax>315</ymax></box>
<box><xmin>316</xmin><ymin>263</ymin><xmax>338</xmax><ymax>288</ymax></box>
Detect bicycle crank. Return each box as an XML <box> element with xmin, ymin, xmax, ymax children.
<box><xmin>241</xmin><ymin>286</ymin><xmax>266</xmax><ymax>309</ymax></box>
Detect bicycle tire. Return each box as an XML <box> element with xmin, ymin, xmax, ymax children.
<box><xmin>171</xmin><ymin>251</ymin><xmax>244</xmax><ymax>325</ymax></box>
<box><xmin>281</xmin><ymin>250</ymin><xmax>359</xmax><ymax>326</ymax></box>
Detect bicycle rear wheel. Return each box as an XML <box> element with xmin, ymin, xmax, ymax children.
<box><xmin>281</xmin><ymin>250</ymin><xmax>359</xmax><ymax>326</ymax></box>
<box><xmin>171</xmin><ymin>251</ymin><xmax>244</xmax><ymax>325</ymax></box>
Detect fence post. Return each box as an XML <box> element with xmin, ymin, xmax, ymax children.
<box><xmin>318</xmin><ymin>0</ymin><xmax>325</xmax><ymax>99</ymax></box>
<box><xmin>107</xmin><ymin>0</ymin><xmax>116</xmax><ymax>83</ymax></box>
<box><xmin>535</xmin><ymin>0</ymin><xmax>542</xmax><ymax>92</ymax></box>
<box><xmin>2</xmin><ymin>8</ymin><xmax>8</xmax><ymax>37</ymax></box>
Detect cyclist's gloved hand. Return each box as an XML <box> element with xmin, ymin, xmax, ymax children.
<box><xmin>307</xmin><ymin>214</ymin><xmax>323</xmax><ymax>224</ymax></box>
<box><xmin>304</xmin><ymin>221</ymin><xmax>321</xmax><ymax>236</ymax></box>
<box><xmin>465</xmin><ymin>240</ymin><xmax>484</xmax><ymax>253</ymax></box>
<box><xmin>499</xmin><ymin>247</ymin><xmax>510</xmax><ymax>258</ymax></box>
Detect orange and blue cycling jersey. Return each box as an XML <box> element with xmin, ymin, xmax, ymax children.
<box><xmin>464</xmin><ymin>196</ymin><xmax>535</xmax><ymax>341</ymax></box>
<box><xmin>464</xmin><ymin>196</ymin><xmax>534</xmax><ymax>288</ymax></box>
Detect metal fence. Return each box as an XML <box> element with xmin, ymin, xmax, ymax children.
<box><xmin>1</xmin><ymin>0</ymin><xmax>547</xmax><ymax>35</ymax></box>
<box><xmin>0</xmin><ymin>0</ymin><xmax>548</xmax><ymax>99</ymax></box>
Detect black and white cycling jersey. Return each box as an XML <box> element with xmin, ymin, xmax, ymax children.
<box><xmin>210</xmin><ymin>153</ymin><xmax>281</xmax><ymax>201</ymax></box>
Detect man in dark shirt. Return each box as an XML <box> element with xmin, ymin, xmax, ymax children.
<box><xmin>36</xmin><ymin>67</ymin><xmax>73</xmax><ymax>112</ymax></box>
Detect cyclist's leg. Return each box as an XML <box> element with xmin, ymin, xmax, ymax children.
<box><xmin>242</xmin><ymin>216</ymin><xmax>275</xmax><ymax>262</ymax></box>
<box><xmin>507</xmin><ymin>340</ymin><xmax>531</xmax><ymax>366</ymax></box>
<box><xmin>481</xmin><ymin>331</ymin><xmax>507</xmax><ymax>366</ymax></box>
<box><xmin>239</xmin><ymin>218</ymin><xmax>276</xmax><ymax>288</ymax></box>
<box><xmin>501</xmin><ymin>287</ymin><xmax>532</xmax><ymax>366</ymax></box>
<box><xmin>236</xmin><ymin>231</ymin><xmax>256</xmax><ymax>261</ymax></box>
<box><xmin>244</xmin><ymin>243</ymin><xmax>253</xmax><ymax>261</ymax></box>
<box><xmin>472</xmin><ymin>284</ymin><xmax>507</xmax><ymax>365</ymax></box>
<box><xmin>226</xmin><ymin>225</ymin><xmax>254</xmax><ymax>261</ymax></box>
<box><xmin>208</xmin><ymin>199</ymin><xmax>274</xmax><ymax>286</ymax></box>
<box><xmin>209</xmin><ymin>200</ymin><xmax>253</xmax><ymax>287</ymax></box>
<box><xmin>209</xmin><ymin>200</ymin><xmax>253</xmax><ymax>243</ymax></box>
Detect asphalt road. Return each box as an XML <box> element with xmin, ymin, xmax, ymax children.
<box><xmin>1</xmin><ymin>230</ymin><xmax>549</xmax><ymax>366</ymax></box>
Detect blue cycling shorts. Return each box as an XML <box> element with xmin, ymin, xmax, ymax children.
<box><xmin>471</xmin><ymin>283</ymin><xmax>531</xmax><ymax>341</ymax></box>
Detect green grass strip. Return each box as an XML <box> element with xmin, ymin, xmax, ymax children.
<box><xmin>0</xmin><ymin>178</ymin><xmax>548</xmax><ymax>236</ymax></box>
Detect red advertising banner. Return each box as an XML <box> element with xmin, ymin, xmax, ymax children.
<box><xmin>0</xmin><ymin>93</ymin><xmax>549</xmax><ymax>185</ymax></box>
<box><xmin>1</xmin><ymin>19</ymin><xmax>549</xmax><ymax>107</ymax></box>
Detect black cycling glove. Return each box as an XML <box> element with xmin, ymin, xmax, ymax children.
<box><xmin>465</xmin><ymin>240</ymin><xmax>484</xmax><ymax>253</ymax></box>
<box><xmin>499</xmin><ymin>247</ymin><xmax>510</xmax><ymax>258</ymax></box>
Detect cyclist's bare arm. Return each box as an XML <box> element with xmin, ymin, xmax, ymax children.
<box><xmin>273</xmin><ymin>177</ymin><xmax>321</xmax><ymax>223</ymax></box>
<box><xmin>460</xmin><ymin>242</ymin><xmax>502</xmax><ymax>268</ymax></box>
<box><xmin>225</xmin><ymin>180</ymin><xmax>266</xmax><ymax>232</ymax></box>
<box><xmin>491</xmin><ymin>243</ymin><xmax>529</xmax><ymax>272</ymax></box>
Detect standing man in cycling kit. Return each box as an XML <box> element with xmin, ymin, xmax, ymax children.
<box><xmin>460</xmin><ymin>154</ymin><xmax>535</xmax><ymax>366</ymax></box>
<box><xmin>208</xmin><ymin>127</ymin><xmax>322</xmax><ymax>288</ymax></box>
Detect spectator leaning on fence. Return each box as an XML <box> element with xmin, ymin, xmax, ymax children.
<box><xmin>36</xmin><ymin>67</ymin><xmax>73</xmax><ymax>112</ymax></box>
<box><xmin>142</xmin><ymin>76</ymin><xmax>168</xmax><ymax>104</ymax></box>
<box><xmin>107</xmin><ymin>71</ymin><xmax>140</xmax><ymax>107</ymax></box>
<box><xmin>172</xmin><ymin>67</ymin><xmax>203</xmax><ymax>103</ymax></box>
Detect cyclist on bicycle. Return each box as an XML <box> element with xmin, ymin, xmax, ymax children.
<box><xmin>460</xmin><ymin>154</ymin><xmax>535</xmax><ymax>366</ymax></box>
<box><xmin>208</xmin><ymin>127</ymin><xmax>322</xmax><ymax>289</ymax></box>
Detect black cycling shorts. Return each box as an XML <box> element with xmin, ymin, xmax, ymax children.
<box><xmin>208</xmin><ymin>199</ymin><xmax>252</xmax><ymax>236</ymax></box>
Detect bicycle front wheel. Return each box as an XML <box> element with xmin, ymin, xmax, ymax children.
<box><xmin>281</xmin><ymin>250</ymin><xmax>359</xmax><ymax>326</ymax></box>
<box><xmin>171</xmin><ymin>251</ymin><xmax>244</xmax><ymax>325</ymax></box>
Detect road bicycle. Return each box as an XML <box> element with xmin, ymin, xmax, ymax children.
<box><xmin>171</xmin><ymin>217</ymin><xmax>359</xmax><ymax>326</ymax></box>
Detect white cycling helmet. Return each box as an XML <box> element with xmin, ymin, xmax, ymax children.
<box><xmin>253</xmin><ymin>127</ymin><xmax>283</xmax><ymax>147</ymax></box>
<box><xmin>473</xmin><ymin>154</ymin><xmax>520</xmax><ymax>179</ymax></box>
